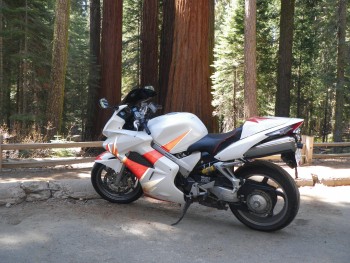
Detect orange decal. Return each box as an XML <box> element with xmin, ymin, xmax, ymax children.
<box><xmin>162</xmin><ymin>131</ymin><xmax>190</xmax><ymax>152</ymax></box>
<box><xmin>143</xmin><ymin>150</ymin><xmax>164</xmax><ymax>165</ymax></box>
<box><xmin>123</xmin><ymin>157</ymin><xmax>149</xmax><ymax>179</ymax></box>
<box><xmin>112</xmin><ymin>143</ymin><xmax>118</xmax><ymax>156</ymax></box>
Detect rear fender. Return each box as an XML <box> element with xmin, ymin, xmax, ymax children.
<box><xmin>95</xmin><ymin>151</ymin><xmax>123</xmax><ymax>173</ymax></box>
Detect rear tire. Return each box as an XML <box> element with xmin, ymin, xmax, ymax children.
<box><xmin>91</xmin><ymin>163</ymin><xmax>143</xmax><ymax>204</ymax></box>
<box><xmin>230</xmin><ymin>160</ymin><xmax>299</xmax><ymax>232</ymax></box>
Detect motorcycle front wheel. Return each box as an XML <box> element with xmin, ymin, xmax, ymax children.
<box><xmin>230</xmin><ymin>160</ymin><xmax>300</xmax><ymax>232</ymax></box>
<box><xmin>91</xmin><ymin>163</ymin><xmax>143</xmax><ymax>204</ymax></box>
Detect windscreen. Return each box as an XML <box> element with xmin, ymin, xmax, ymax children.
<box><xmin>121</xmin><ymin>88</ymin><xmax>157</xmax><ymax>105</ymax></box>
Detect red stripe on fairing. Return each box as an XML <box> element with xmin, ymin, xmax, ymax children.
<box><xmin>105</xmin><ymin>144</ymin><xmax>110</xmax><ymax>152</ymax></box>
<box><xmin>95</xmin><ymin>151</ymin><xmax>108</xmax><ymax>160</ymax></box>
<box><xmin>143</xmin><ymin>150</ymin><xmax>163</xmax><ymax>165</ymax></box>
<box><xmin>123</xmin><ymin>157</ymin><xmax>149</xmax><ymax>179</ymax></box>
<box><xmin>247</xmin><ymin>117</ymin><xmax>270</xmax><ymax>123</ymax></box>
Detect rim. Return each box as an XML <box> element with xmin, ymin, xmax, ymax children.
<box><xmin>237</xmin><ymin>174</ymin><xmax>288</xmax><ymax>227</ymax></box>
<box><xmin>97</xmin><ymin>166</ymin><xmax>139</xmax><ymax>198</ymax></box>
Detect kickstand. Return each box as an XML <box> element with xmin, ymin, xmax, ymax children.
<box><xmin>171</xmin><ymin>198</ymin><xmax>192</xmax><ymax>226</ymax></box>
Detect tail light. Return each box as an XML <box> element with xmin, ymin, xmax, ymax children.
<box><xmin>266</xmin><ymin>121</ymin><xmax>304</xmax><ymax>137</ymax></box>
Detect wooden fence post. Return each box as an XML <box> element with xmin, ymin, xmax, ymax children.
<box><xmin>302</xmin><ymin>135</ymin><xmax>314</xmax><ymax>164</ymax></box>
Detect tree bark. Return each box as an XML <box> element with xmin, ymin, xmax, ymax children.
<box><xmin>160</xmin><ymin>0</ymin><xmax>215</xmax><ymax>132</ymax></box>
<box><xmin>333</xmin><ymin>0</ymin><xmax>347</xmax><ymax>142</ymax></box>
<box><xmin>84</xmin><ymin>0</ymin><xmax>101</xmax><ymax>140</ymax></box>
<box><xmin>95</xmin><ymin>0</ymin><xmax>123</xmax><ymax>138</ymax></box>
<box><xmin>275</xmin><ymin>0</ymin><xmax>295</xmax><ymax>117</ymax></box>
<box><xmin>140</xmin><ymin>0</ymin><xmax>159</xmax><ymax>90</ymax></box>
<box><xmin>244</xmin><ymin>0</ymin><xmax>257</xmax><ymax>118</ymax></box>
<box><xmin>158</xmin><ymin>0</ymin><xmax>175</xmax><ymax>107</ymax></box>
<box><xmin>0</xmin><ymin>0</ymin><xmax>3</xmax><ymax>122</ymax></box>
<box><xmin>47</xmin><ymin>0</ymin><xmax>71</xmax><ymax>138</ymax></box>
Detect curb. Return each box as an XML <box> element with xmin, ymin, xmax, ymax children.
<box><xmin>0</xmin><ymin>179</ymin><xmax>100</xmax><ymax>206</ymax></box>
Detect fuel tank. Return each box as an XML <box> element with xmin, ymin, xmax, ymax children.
<box><xmin>148</xmin><ymin>112</ymin><xmax>208</xmax><ymax>154</ymax></box>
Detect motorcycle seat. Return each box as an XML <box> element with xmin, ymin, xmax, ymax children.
<box><xmin>187</xmin><ymin>126</ymin><xmax>242</xmax><ymax>156</ymax></box>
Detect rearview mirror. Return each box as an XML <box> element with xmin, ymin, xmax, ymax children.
<box><xmin>99</xmin><ymin>98</ymin><xmax>109</xmax><ymax>109</ymax></box>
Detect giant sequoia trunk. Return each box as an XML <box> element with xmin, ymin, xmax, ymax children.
<box><xmin>333</xmin><ymin>0</ymin><xmax>347</xmax><ymax>142</ymax></box>
<box><xmin>140</xmin><ymin>0</ymin><xmax>158</xmax><ymax>90</ymax></box>
<box><xmin>47</xmin><ymin>0</ymin><xmax>70</xmax><ymax>137</ymax></box>
<box><xmin>159</xmin><ymin>0</ymin><xmax>215</xmax><ymax>132</ymax></box>
<box><xmin>244</xmin><ymin>0</ymin><xmax>257</xmax><ymax>118</ymax></box>
<box><xmin>95</xmin><ymin>0</ymin><xmax>123</xmax><ymax>138</ymax></box>
<box><xmin>275</xmin><ymin>0</ymin><xmax>295</xmax><ymax>117</ymax></box>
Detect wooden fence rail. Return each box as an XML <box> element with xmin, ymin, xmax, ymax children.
<box><xmin>1</xmin><ymin>135</ymin><xmax>349</xmax><ymax>170</ymax></box>
<box><xmin>0</xmin><ymin>135</ymin><xmax>103</xmax><ymax>170</ymax></box>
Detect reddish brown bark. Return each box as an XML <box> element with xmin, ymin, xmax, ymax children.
<box><xmin>160</xmin><ymin>0</ymin><xmax>215</xmax><ymax>132</ymax></box>
<box><xmin>85</xmin><ymin>0</ymin><xmax>101</xmax><ymax>140</ymax></box>
<box><xmin>140</xmin><ymin>0</ymin><xmax>159</xmax><ymax>90</ymax></box>
<box><xmin>95</xmin><ymin>0</ymin><xmax>123</xmax><ymax>138</ymax></box>
<box><xmin>159</xmin><ymin>0</ymin><xmax>175</xmax><ymax>107</ymax></box>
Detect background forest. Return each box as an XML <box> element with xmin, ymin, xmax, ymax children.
<box><xmin>0</xmin><ymin>0</ymin><xmax>349</xmax><ymax>144</ymax></box>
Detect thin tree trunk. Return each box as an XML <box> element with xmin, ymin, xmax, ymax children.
<box><xmin>47</xmin><ymin>0</ymin><xmax>71</xmax><ymax>138</ymax></box>
<box><xmin>85</xmin><ymin>0</ymin><xmax>101</xmax><ymax>140</ymax></box>
<box><xmin>244</xmin><ymin>0</ymin><xmax>257</xmax><ymax>118</ymax></box>
<box><xmin>95</xmin><ymin>0</ymin><xmax>123</xmax><ymax>138</ymax></box>
<box><xmin>334</xmin><ymin>0</ymin><xmax>347</xmax><ymax>142</ymax></box>
<box><xmin>22</xmin><ymin>0</ymin><xmax>29</xmax><ymax>114</ymax></box>
<box><xmin>140</xmin><ymin>0</ymin><xmax>159</xmax><ymax>90</ymax></box>
<box><xmin>275</xmin><ymin>0</ymin><xmax>295</xmax><ymax>117</ymax></box>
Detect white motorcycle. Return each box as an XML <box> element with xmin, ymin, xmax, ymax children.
<box><xmin>91</xmin><ymin>86</ymin><xmax>303</xmax><ymax>231</ymax></box>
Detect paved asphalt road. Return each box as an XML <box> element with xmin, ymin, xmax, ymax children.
<box><xmin>1</xmin><ymin>185</ymin><xmax>349</xmax><ymax>263</ymax></box>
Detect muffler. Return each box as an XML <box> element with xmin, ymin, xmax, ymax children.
<box><xmin>244</xmin><ymin>137</ymin><xmax>296</xmax><ymax>158</ymax></box>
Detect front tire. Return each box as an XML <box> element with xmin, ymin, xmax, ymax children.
<box><xmin>230</xmin><ymin>160</ymin><xmax>300</xmax><ymax>232</ymax></box>
<box><xmin>91</xmin><ymin>163</ymin><xmax>143</xmax><ymax>204</ymax></box>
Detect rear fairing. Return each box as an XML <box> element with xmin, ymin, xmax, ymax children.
<box><xmin>215</xmin><ymin>117</ymin><xmax>303</xmax><ymax>161</ymax></box>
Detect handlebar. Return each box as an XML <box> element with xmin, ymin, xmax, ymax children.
<box><xmin>141</xmin><ymin>119</ymin><xmax>151</xmax><ymax>135</ymax></box>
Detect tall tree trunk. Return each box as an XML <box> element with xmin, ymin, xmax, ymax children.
<box><xmin>158</xmin><ymin>0</ymin><xmax>175</xmax><ymax>107</ymax></box>
<box><xmin>140</xmin><ymin>0</ymin><xmax>159</xmax><ymax>90</ymax></box>
<box><xmin>160</xmin><ymin>0</ymin><xmax>215</xmax><ymax>132</ymax></box>
<box><xmin>0</xmin><ymin>0</ymin><xmax>3</xmax><ymax>122</ymax></box>
<box><xmin>244</xmin><ymin>0</ymin><xmax>257</xmax><ymax>118</ymax></box>
<box><xmin>95</xmin><ymin>0</ymin><xmax>123</xmax><ymax>138</ymax></box>
<box><xmin>275</xmin><ymin>0</ymin><xmax>295</xmax><ymax>117</ymax></box>
<box><xmin>84</xmin><ymin>0</ymin><xmax>101</xmax><ymax>141</ymax></box>
<box><xmin>334</xmin><ymin>0</ymin><xmax>347</xmax><ymax>142</ymax></box>
<box><xmin>47</xmin><ymin>0</ymin><xmax>71</xmax><ymax>138</ymax></box>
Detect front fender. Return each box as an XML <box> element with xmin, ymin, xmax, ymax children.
<box><xmin>95</xmin><ymin>151</ymin><xmax>123</xmax><ymax>173</ymax></box>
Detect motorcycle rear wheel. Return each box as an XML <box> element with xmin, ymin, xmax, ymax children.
<box><xmin>91</xmin><ymin>163</ymin><xmax>143</xmax><ymax>204</ymax></box>
<box><xmin>230</xmin><ymin>160</ymin><xmax>300</xmax><ymax>232</ymax></box>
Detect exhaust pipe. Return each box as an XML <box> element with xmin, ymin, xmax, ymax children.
<box><xmin>244</xmin><ymin>137</ymin><xmax>296</xmax><ymax>158</ymax></box>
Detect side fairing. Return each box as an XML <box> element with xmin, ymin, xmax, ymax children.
<box><xmin>148</xmin><ymin>112</ymin><xmax>208</xmax><ymax>153</ymax></box>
